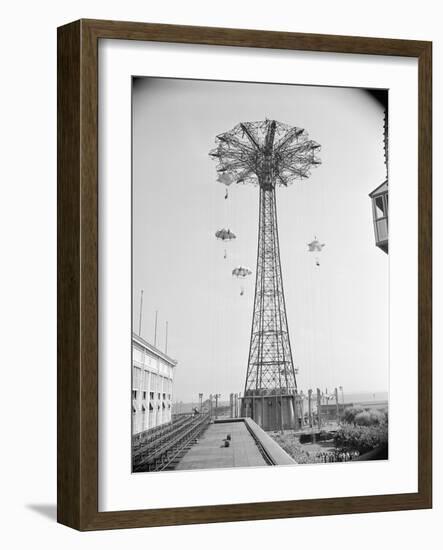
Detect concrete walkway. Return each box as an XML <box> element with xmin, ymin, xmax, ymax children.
<box><xmin>175</xmin><ymin>421</ymin><xmax>268</xmax><ymax>470</ymax></box>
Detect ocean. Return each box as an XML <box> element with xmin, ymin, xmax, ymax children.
<box><xmin>173</xmin><ymin>391</ymin><xmax>389</xmax><ymax>414</ymax></box>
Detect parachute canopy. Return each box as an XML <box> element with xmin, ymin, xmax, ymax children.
<box><xmin>215</xmin><ymin>228</ymin><xmax>236</xmax><ymax>241</ymax></box>
<box><xmin>217</xmin><ymin>172</ymin><xmax>234</xmax><ymax>186</ymax></box>
<box><xmin>232</xmin><ymin>266</ymin><xmax>252</xmax><ymax>278</ymax></box>
<box><xmin>307</xmin><ymin>238</ymin><xmax>325</xmax><ymax>252</ymax></box>
<box><xmin>308</xmin><ymin>237</ymin><xmax>325</xmax><ymax>267</ymax></box>
<box><xmin>232</xmin><ymin>266</ymin><xmax>252</xmax><ymax>296</ymax></box>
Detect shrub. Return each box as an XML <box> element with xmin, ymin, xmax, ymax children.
<box><xmin>354</xmin><ymin>411</ymin><xmax>373</xmax><ymax>426</ymax></box>
<box><xmin>333</xmin><ymin>423</ymin><xmax>388</xmax><ymax>454</ymax></box>
<box><xmin>269</xmin><ymin>432</ymin><xmax>314</xmax><ymax>463</ymax></box>
<box><xmin>343</xmin><ymin>407</ymin><xmax>365</xmax><ymax>425</ymax></box>
<box><xmin>343</xmin><ymin>407</ymin><xmax>388</xmax><ymax>427</ymax></box>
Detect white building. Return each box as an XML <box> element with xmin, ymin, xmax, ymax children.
<box><xmin>132</xmin><ymin>332</ymin><xmax>177</xmax><ymax>435</ymax></box>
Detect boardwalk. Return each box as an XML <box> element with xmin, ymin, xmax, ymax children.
<box><xmin>175</xmin><ymin>421</ymin><xmax>268</xmax><ymax>470</ymax></box>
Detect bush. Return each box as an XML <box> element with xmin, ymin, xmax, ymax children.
<box><xmin>343</xmin><ymin>407</ymin><xmax>365</xmax><ymax>424</ymax></box>
<box><xmin>269</xmin><ymin>432</ymin><xmax>314</xmax><ymax>463</ymax></box>
<box><xmin>343</xmin><ymin>406</ymin><xmax>388</xmax><ymax>427</ymax></box>
<box><xmin>333</xmin><ymin>423</ymin><xmax>388</xmax><ymax>454</ymax></box>
<box><xmin>354</xmin><ymin>411</ymin><xmax>372</xmax><ymax>426</ymax></box>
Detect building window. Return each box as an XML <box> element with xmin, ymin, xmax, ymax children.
<box><xmin>158</xmin><ymin>393</ymin><xmax>161</xmax><ymax>399</ymax></box>
<box><xmin>374</xmin><ymin>195</ymin><xmax>386</xmax><ymax>219</ymax></box>
<box><xmin>142</xmin><ymin>391</ymin><xmax>147</xmax><ymax>400</ymax></box>
<box><xmin>132</xmin><ymin>390</ymin><xmax>137</xmax><ymax>399</ymax></box>
<box><xmin>162</xmin><ymin>393</ymin><xmax>166</xmax><ymax>400</ymax></box>
<box><xmin>132</xmin><ymin>366</ymin><xmax>142</xmax><ymax>387</ymax></box>
<box><xmin>150</xmin><ymin>392</ymin><xmax>154</xmax><ymax>400</ymax></box>
<box><xmin>372</xmin><ymin>193</ymin><xmax>388</xmax><ymax>246</ymax></box>
<box><xmin>369</xmin><ymin>182</ymin><xmax>389</xmax><ymax>253</ymax></box>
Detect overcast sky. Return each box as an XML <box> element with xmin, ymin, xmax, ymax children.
<box><xmin>132</xmin><ymin>77</ymin><xmax>388</xmax><ymax>403</ymax></box>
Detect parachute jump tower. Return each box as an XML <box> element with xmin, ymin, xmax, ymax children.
<box><xmin>210</xmin><ymin>119</ymin><xmax>321</xmax><ymax>430</ymax></box>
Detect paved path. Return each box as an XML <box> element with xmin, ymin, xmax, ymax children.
<box><xmin>175</xmin><ymin>422</ymin><xmax>268</xmax><ymax>470</ymax></box>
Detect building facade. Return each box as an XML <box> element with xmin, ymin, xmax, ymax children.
<box><xmin>369</xmin><ymin>180</ymin><xmax>388</xmax><ymax>253</ymax></box>
<box><xmin>132</xmin><ymin>332</ymin><xmax>177</xmax><ymax>435</ymax></box>
<box><xmin>369</xmin><ymin>96</ymin><xmax>388</xmax><ymax>254</ymax></box>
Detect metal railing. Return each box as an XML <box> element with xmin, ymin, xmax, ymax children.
<box><xmin>132</xmin><ymin>413</ymin><xmax>211</xmax><ymax>472</ymax></box>
<box><xmin>132</xmin><ymin>414</ymin><xmax>193</xmax><ymax>459</ymax></box>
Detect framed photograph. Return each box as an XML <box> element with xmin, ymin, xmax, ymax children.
<box><xmin>57</xmin><ymin>19</ymin><xmax>432</xmax><ymax>530</ymax></box>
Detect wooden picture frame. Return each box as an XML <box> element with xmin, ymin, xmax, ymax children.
<box><xmin>57</xmin><ymin>19</ymin><xmax>432</xmax><ymax>530</ymax></box>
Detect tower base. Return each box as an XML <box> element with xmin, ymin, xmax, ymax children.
<box><xmin>241</xmin><ymin>393</ymin><xmax>300</xmax><ymax>431</ymax></box>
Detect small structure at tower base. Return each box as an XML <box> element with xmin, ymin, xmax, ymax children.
<box><xmin>241</xmin><ymin>392</ymin><xmax>300</xmax><ymax>431</ymax></box>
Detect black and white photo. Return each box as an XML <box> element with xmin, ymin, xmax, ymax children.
<box><xmin>131</xmin><ymin>77</ymin><xmax>389</xmax><ymax>473</ymax></box>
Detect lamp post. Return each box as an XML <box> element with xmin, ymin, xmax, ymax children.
<box><xmin>334</xmin><ymin>387</ymin><xmax>340</xmax><ymax>425</ymax></box>
<box><xmin>299</xmin><ymin>391</ymin><xmax>305</xmax><ymax>430</ymax></box>
<box><xmin>323</xmin><ymin>389</ymin><xmax>334</xmax><ymax>426</ymax></box>
<box><xmin>214</xmin><ymin>393</ymin><xmax>221</xmax><ymax>419</ymax></box>
<box><xmin>316</xmin><ymin>388</ymin><xmax>322</xmax><ymax>430</ymax></box>
<box><xmin>339</xmin><ymin>385</ymin><xmax>345</xmax><ymax>413</ymax></box>
<box><xmin>308</xmin><ymin>389</ymin><xmax>313</xmax><ymax>428</ymax></box>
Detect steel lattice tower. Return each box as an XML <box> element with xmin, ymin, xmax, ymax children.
<box><xmin>210</xmin><ymin>119</ymin><xmax>321</xmax><ymax>429</ymax></box>
<box><xmin>246</xmin><ymin>185</ymin><xmax>295</xmax><ymax>393</ymax></box>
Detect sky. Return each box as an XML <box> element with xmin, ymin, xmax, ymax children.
<box><xmin>132</xmin><ymin>77</ymin><xmax>388</xmax><ymax>403</ymax></box>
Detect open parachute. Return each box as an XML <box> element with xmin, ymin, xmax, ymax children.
<box><xmin>232</xmin><ymin>266</ymin><xmax>252</xmax><ymax>278</ymax></box>
<box><xmin>215</xmin><ymin>228</ymin><xmax>236</xmax><ymax>241</ymax></box>
<box><xmin>217</xmin><ymin>171</ymin><xmax>234</xmax><ymax>199</ymax></box>
<box><xmin>232</xmin><ymin>266</ymin><xmax>252</xmax><ymax>296</ymax></box>
<box><xmin>307</xmin><ymin>237</ymin><xmax>325</xmax><ymax>267</ymax></box>
<box><xmin>215</xmin><ymin>228</ymin><xmax>236</xmax><ymax>259</ymax></box>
